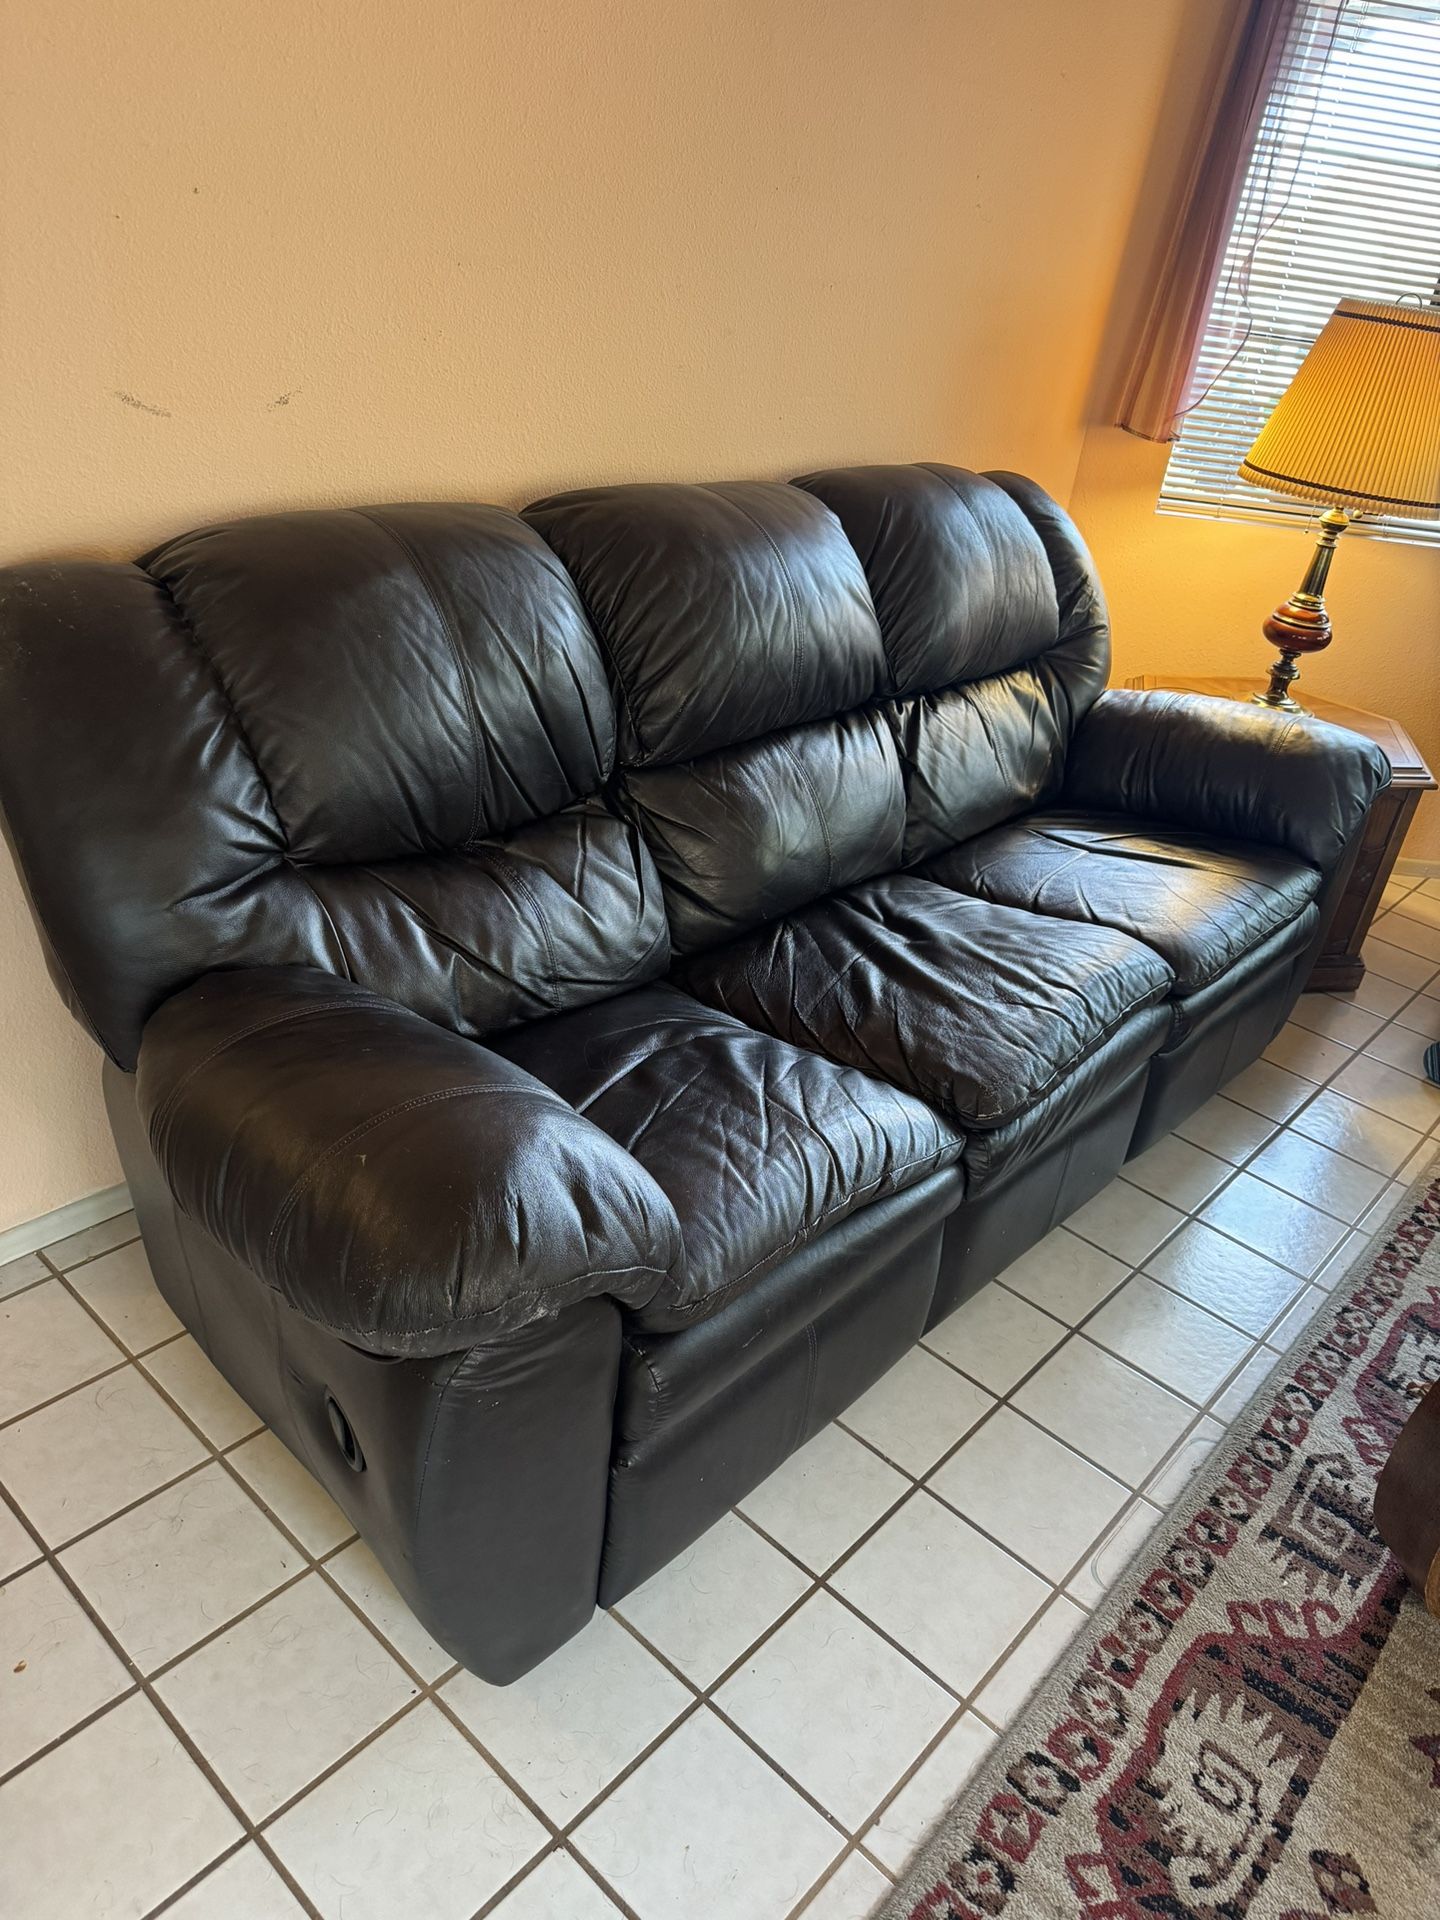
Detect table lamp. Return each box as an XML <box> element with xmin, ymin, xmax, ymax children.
<box><xmin>1238</xmin><ymin>295</ymin><xmax>1440</xmax><ymax>714</ymax></box>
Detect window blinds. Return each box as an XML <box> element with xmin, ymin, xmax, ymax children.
<box><xmin>1160</xmin><ymin>0</ymin><xmax>1440</xmax><ymax>545</ymax></box>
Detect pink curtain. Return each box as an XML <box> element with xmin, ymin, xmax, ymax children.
<box><xmin>1117</xmin><ymin>0</ymin><xmax>1301</xmax><ymax>442</ymax></box>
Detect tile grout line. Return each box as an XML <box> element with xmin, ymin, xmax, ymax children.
<box><xmin>0</xmin><ymin>1292</ymin><xmax>656</xmax><ymax>1916</ymax></box>
<box><xmin>849</xmin><ymin>1195</ymin><xmax>1313</xmax><ymax>1512</ymax></box>
<box><xmin>15</xmin><ymin>1373</ymin><xmax>646</xmax><ymax>1920</ymax></box>
<box><xmin>8</xmin><ymin>1138</ymin><xmax>1258</xmax><ymax>1911</ymax></box>
<box><xmin>3</xmin><ymin>1239</ymin><xmax>1413</xmax><ymax>1917</ymax></box>
<box><xmin>36</xmin><ymin>1224</ymin><xmax>145</xmax><ymax>1281</ymax></box>
<box><xmin>718</xmin><ymin>1345</ymin><xmax>1249</xmax><ymax>1875</ymax></box>
<box><xmin>778</xmin><ymin>1078</ymin><xmax>1430</xmax><ymax>1918</ymax></box>
<box><xmin>0</xmin><ymin>1284</ymin><xmax>637</xmax><ymax>1920</ymax></box>
<box><xmin>2</xmin><ymin>1532</ymin><xmax>329</xmax><ymax>1920</ymax></box>
<box><xmin>0</xmin><ymin>1276</ymin><xmax>410</xmax><ymax>1919</ymax></box>
<box><xmin>801</xmin><ymin>1011</ymin><xmax>1440</xmax><ymax>1703</ymax></box>
<box><xmin>1049</xmin><ymin>983</ymin><xmax>1440</xmax><ymax>1329</ymax></box>
<box><xmin>735</xmin><ymin>1453</ymin><xmax>1173</xmax><ymax>1903</ymax></box>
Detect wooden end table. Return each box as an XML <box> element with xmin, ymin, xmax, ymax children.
<box><xmin>1128</xmin><ymin>675</ymin><xmax>1436</xmax><ymax>993</ymax></box>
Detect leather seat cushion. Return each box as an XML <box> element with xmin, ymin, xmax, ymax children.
<box><xmin>493</xmin><ymin>982</ymin><xmax>964</xmax><ymax>1329</ymax></box>
<box><xmin>676</xmin><ymin>873</ymin><xmax>1174</xmax><ymax>1130</ymax></box>
<box><xmin>925</xmin><ymin>810</ymin><xmax>1322</xmax><ymax>997</ymax></box>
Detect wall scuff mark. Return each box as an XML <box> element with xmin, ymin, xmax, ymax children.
<box><xmin>112</xmin><ymin>391</ymin><xmax>170</xmax><ymax>418</ymax></box>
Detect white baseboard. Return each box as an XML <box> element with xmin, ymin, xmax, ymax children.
<box><xmin>1395</xmin><ymin>858</ymin><xmax>1440</xmax><ymax>878</ymax></box>
<box><xmin>0</xmin><ymin>1183</ymin><xmax>133</xmax><ymax>1267</ymax></box>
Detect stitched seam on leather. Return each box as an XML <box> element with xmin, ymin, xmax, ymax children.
<box><xmin>955</xmin><ymin>822</ymin><xmax>1317</xmax><ymax>986</ymax></box>
<box><xmin>149</xmin><ymin>997</ymin><xmax>394</xmax><ymax>1142</ymax></box>
<box><xmin>971</xmin><ymin>983</ymin><xmax>1159</xmax><ymax>1121</ymax></box>
<box><xmin>902</xmin><ymin>472</ymin><xmax>1105</xmax><ymax>756</ymax></box>
<box><xmin>411</xmin><ymin>1345</ymin><xmax>472</xmax><ymax>1538</ymax></box>
<box><xmin>265</xmin><ymin>1096</ymin><xmax>676</xmax><ymax>1336</ymax></box>
<box><xmin>267</xmin><ymin>1083</ymin><xmax>525</xmax><ymax>1258</ymax></box>
<box><xmin>855</xmin><ymin>490</ymin><xmax>902</xmax><ymax>691</ymax></box>
<box><xmin>960</xmin><ymin>467</ymin><xmax>1065</xmax><ymax>627</ymax></box>
<box><xmin>774</xmin><ymin>733</ymin><xmax>837</xmax><ymax>892</ymax></box>
<box><xmin>630</xmin><ymin>916</ymin><xmax>672</xmax><ymax>977</ymax></box>
<box><xmin>145</xmin><ymin>570</ymin><xmax>293</xmax><ymax>854</ymax></box>
<box><xmin>701</xmin><ymin>485</ymin><xmax>805</xmax><ymax>723</ymax></box>
<box><xmin>353</xmin><ymin>851</ymin><xmax>573</xmax><ymax>1012</ymax></box>
<box><xmin>294</xmin><ymin>875</ymin><xmax>355</xmax><ymax>981</ymax></box>
<box><xmin>354</xmin><ymin>509</ymin><xmax>485</xmax><ymax>848</ymax></box>
<box><xmin>1171</xmin><ymin>901</ymin><xmax>1317</xmax><ymax>1021</ymax></box>
<box><xmin>624</xmin><ymin>1335</ymin><xmax>670</xmax><ymax>1440</ymax></box>
<box><xmin>324</xmin><ymin>1263</ymin><xmax>673</xmax><ymax>1347</ymax></box>
<box><xmin>914</xmin><ymin>465</ymin><xmax>1021</xmax><ymax>679</ymax></box>
<box><xmin>798</xmin><ymin>1319</ymin><xmax>819</xmax><ymax>1444</ymax></box>
<box><xmin>603</xmin><ymin>644</ymin><xmax>653</xmax><ymax>764</ymax></box>
<box><xmin>658</xmin><ymin>1144</ymin><xmax>953</xmax><ymax>1322</ymax></box>
<box><xmin>541</xmin><ymin>569</ymin><xmax>655</xmax><ymax>766</ymax></box>
<box><xmin>951</xmin><ymin>871</ymin><xmax>1297</xmax><ymax>1000</ymax></box>
<box><xmin>924</xmin><ymin>467</ymin><xmax>1100</xmax><ymax>689</ymax></box>
<box><xmin>965</xmin><ymin>980</ymin><xmax>1168</xmax><ymax>1128</ymax></box>
<box><xmin>482</xmin><ymin>847</ymin><xmax>563</xmax><ymax>1010</ymax></box>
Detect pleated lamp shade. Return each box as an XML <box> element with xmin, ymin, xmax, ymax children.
<box><xmin>1239</xmin><ymin>297</ymin><xmax>1440</xmax><ymax>518</ymax></box>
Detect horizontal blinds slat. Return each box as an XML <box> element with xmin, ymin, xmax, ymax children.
<box><xmin>1162</xmin><ymin>0</ymin><xmax>1440</xmax><ymax>544</ymax></box>
<box><xmin>1158</xmin><ymin>492</ymin><xmax>1440</xmax><ymax>548</ymax></box>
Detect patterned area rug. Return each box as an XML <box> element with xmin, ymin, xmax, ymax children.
<box><xmin>879</xmin><ymin>1155</ymin><xmax>1440</xmax><ymax>1919</ymax></box>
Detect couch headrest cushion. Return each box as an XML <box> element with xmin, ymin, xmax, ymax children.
<box><xmin>791</xmin><ymin>463</ymin><xmax>1066</xmax><ymax>693</ymax></box>
<box><xmin>524</xmin><ymin>481</ymin><xmax>888</xmax><ymax>766</ymax></box>
<box><xmin>142</xmin><ymin>503</ymin><xmax>615</xmax><ymax>865</ymax></box>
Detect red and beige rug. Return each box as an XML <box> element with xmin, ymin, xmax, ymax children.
<box><xmin>880</xmin><ymin>1157</ymin><xmax>1440</xmax><ymax>1919</ymax></box>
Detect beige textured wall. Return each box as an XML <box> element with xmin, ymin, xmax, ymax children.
<box><xmin>0</xmin><ymin>0</ymin><xmax>1197</xmax><ymax>1233</ymax></box>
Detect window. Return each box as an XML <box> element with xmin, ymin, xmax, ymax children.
<box><xmin>1160</xmin><ymin>0</ymin><xmax>1440</xmax><ymax>545</ymax></box>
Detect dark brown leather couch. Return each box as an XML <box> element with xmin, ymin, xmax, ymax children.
<box><xmin>0</xmin><ymin>464</ymin><xmax>1388</xmax><ymax>1679</ymax></box>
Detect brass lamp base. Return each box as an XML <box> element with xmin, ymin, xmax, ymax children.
<box><xmin>1250</xmin><ymin>506</ymin><xmax>1349</xmax><ymax>718</ymax></box>
<box><xmin>1251</xmin><ymin>649</ymin><xmax>1307</xmax><ymax>715</ymax></box>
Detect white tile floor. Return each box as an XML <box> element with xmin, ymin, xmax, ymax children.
<box><xmin>4</xmin><ymin>872</ymin><xmax>1440</xmax><ymax>1920</ymax></box>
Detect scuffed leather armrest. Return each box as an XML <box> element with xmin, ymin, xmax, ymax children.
<box><xmin>1063</xmin><ymin>689</ymin><xmax>1390</xmax><ymax>871</ymax></box>
<box><xmin>135</xmin><ymin>967</ymin><xmax>684</xmax><ymax>1355</ymax></box>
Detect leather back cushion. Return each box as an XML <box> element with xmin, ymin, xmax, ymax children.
<box><xmin>792</xmin><ymin>464</ymin><xmax>1058</xmax><ymax>687</ymax></box>
<box><xmin>527</xmin><ymin>481</ymin><xmax>900</xmax><ymax>949</ymax></box>
<box><xmin>529</xmin><ymin>469</ymin><xmax>1110</xmax><ymax>949</ymax></box>
<box><xmin>624</xmin><ymin>711</ymin><xmax>905</xmax><ymax>950</ymax></box>
<box><xmin>524</xmin><ymin>482</ymin><xmax>885</xmax><ymax>766</ymax></box>
<box><xmin>0</xmin><ymin>506</ymin><xmax>666</xmax><ymax>1064</ymax></box>
<box><xmin>144</xmin><ymin>504</ymin><xmax>615</xmax><ymax>862</ymax></box>
<box><xmin>795</xmin><ymin>465</ymin><xmax>1111</xmax><ymax>859</ymax></box>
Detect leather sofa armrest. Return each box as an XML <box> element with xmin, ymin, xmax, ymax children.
<box><xmin>1063</xmin><ymin>688</ymin><xmax>1391</xmax><ymax>871</ymax></box>
<box><xmin>135</xmin><ymin>967</ymin><xmax>684</xmax><ymax>1355</ymax></box>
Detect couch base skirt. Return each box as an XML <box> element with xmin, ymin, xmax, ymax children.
<box><xmin>600</xmin><ymin>1169</ymin><xmax>964</xmax><ymax>1603</ymax></box>
<box><xmin>1129</xmin><ymin>825</ymin><xmax>1369</xmax><ymax>1157</ymax></box>
<box><xmin>1127</xmin><ymin>927</ymin><xmax>1315</xmax><ymax>1157</ymax></box>
<box><xmin>929</xmin><ymin>1055</ymin><xmax>1151</xmax><ymax>1329</ymax></box>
